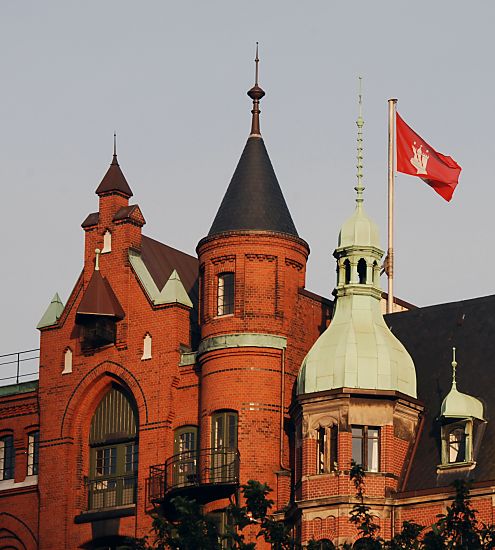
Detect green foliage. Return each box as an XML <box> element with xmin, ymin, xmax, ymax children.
<box><xmin>348</xmin><ymin>462</ymin><xmax>381</xmax><ymax>545</ymax></box>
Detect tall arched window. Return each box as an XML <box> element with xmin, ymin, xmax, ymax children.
<box><xmin>211</xmin><ymin>411</ymin><xmax>238</xmax><ymax>483</ymax></box>
<box><xmin>88</xmin><ymin>386</ymin><xmax>138</xmax><ymax>510</ymax></box>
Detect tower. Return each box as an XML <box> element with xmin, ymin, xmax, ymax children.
<box><xmin>293</xmin><ymin>85</ymin><xmax>422</xmax><ymax>546</ymax></box>
<box><xmin>195</xmin><ymin>46</ymin><xmax>310</xmax><ymax>521</ymax></box>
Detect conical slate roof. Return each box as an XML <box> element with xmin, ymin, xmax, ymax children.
<box><xmin>208</xmin><ymin>136</ymin><xmax>298</xmax><ymax>237</ymax></box>
<box><xmin>95</xmin><ymin>154</ymin><xmax>133</xmax><ymax>197</ymax></box>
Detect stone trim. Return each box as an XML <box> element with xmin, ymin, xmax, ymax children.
<box><xmin>198</xmin><ymin>333</ymin><xmax>287</xmax><ymax>355</ymax></box>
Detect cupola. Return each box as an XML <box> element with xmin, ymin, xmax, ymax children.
<box><xmin>439</xmin><ymin>348</ymin><xmax>485</xmax><ymax>468</ymax></box>
<box><xmin>297</xmin><ymin>83</ymin><xmax>416</xmax><ymax>397</ymax></box>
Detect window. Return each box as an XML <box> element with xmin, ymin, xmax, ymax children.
<box><xmin>0</xmin><ymin>435</ymin><xmax>14</xmax><ymax>480</ymax></box>
<box><xmin>173</xmin><ymin>426</ymin><xmax>198</xmax><ymax>487</ymax></box>
<box><xmin>88</xmin><ymin>386</ymin><xmax>138</xmax><ymax>510</ymax></box>
<box><xmin>441</xmin><ymin>421</ymin><xmax>471</xmax><ymax>465</ymax></box>
<box><xmin>352</xmin><ymin>426</ymin><xmax>379</xmax><ymax>472</ymax></box>
<box><xmin>27</xmin><ymin>431</ymin><xmax>39</xmax><ymax>476</ymax></box>
<box><xmin>141</xmin><ymin>333</ymin><xmax>152</xmax><ymax>360</ymax></box>
<box><xmin>62</xmin><ymin>348</ymin><xmax>73</xmax><ymax>374</ymax></box>
<box><xmin>316</xmin><ymin>425</ymin><xmax>338</xmax><ymax>474</ymax></box>
<box><xmin>217</xmin><ymin>273</ymin><xmax>234</xmax><ymax>316</ymax></box>
<box><xmin>211</xmin><ymin>412</ymin><xmax>238</xmax><ymax>483</ymax></box>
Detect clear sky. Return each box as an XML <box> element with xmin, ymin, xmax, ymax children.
<box><xmin>1</xmin><ymin>1</ymin><xmax>493</xmax><ymax>354</ymax></box>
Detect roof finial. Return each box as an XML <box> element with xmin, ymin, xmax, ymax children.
<box><xmin>451</xmin><ymin>346</ymin><xmax>458</xmax><ymax>389</ymax></box>
<box><xmin>95</xmin><ymin>248</ymin><xmax>101</xmax><ymax>271</ymax></box>
<box><xmin>247</xmin><ymin>42</ymin><xmax>265</xmax><ymax>137</ymax></box>
<box><xmin>112</xmin><ymin>132</ymin><xmax>118</xmax><ymax>165</ymax></box>
<box><xmin>355</xmin><ymin>77</ymin><xmax>365</xmax><ymax>205</ymax></box>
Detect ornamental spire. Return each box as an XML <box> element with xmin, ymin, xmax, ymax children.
<box><xmin>451</xmin><ymin>346</ymin><xmax>458</xmax><ymax>390</ymax></box>
<box><xmin>355</xmin><ymin>77</ymin><xmax>365</xmax><ymax>205</ymax></box>
<box><xmin>112</xmin><ymin>132</ymin><xmax>117</xmax><ymax>164</ymax></box>
<box><xmin>247</xmin><ymin>42</ymin><xmax>265</xmax><ymax>137</ymax></box>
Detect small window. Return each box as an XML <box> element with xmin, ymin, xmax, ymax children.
<box><xmin>27</xmin><ymin>431</ymin><xmax>39</xmax><ymax>476</ymax></box>
<box><xmin>316</xmin><ymin>425</ymin><xmax>338</xmax><ymax>474</ymax></box>
<box><xmin>62</xmin><ymin>348</ymin><xmax>73</xmax><ymax>374</ymax></box>
<box><xmin>141</xmin><ymin>334</ymin><xmax>152</xmax><ymax>360</ymax></box>
<box><xmin>357</xmin><ymin>258</ymin><xmax>367</xmax><ymax>284</ymax></box>
<box><xmin>217</xmin><ymin>273</ymin><xmax>234</xmax><ymax>316</ymax></box>
<box><xmin>344</xmin><ymin>260</ymin><xmax>351</xmax><ymax>284</ymax></box>
<box><xmin>352</xmin><ymin>426</ymin><xmax>379</xmax><ymax>472</ymax></box>
<box><xmin>102</xmin><ymin>230</ymin><xmax>112</xmax><ymax>253</ymax></box>
<box><xmin>0</xmin><ymin>435</ymin><xmax>15</xmax><ymax>480</ymax></box>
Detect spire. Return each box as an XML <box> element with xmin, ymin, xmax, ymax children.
<box><xmin>37</xmin><ymin>293</ymin><xmax>65</xmax><ymax>329</ymax></box>
<box><xmin>95</xmin><ymin>135</ymin><xmax>133</xmax><ymax>198</ymax></box>
<box><xmin>451</xmin><ymin>346</ymin><xmax>458</xmax><ymax>390</ymax></box>
<box><xmin>355</xmin><ymin>77</ymin><xmax>365</xmax><ymax>205</ymax></box>
<box><xmin>112</xmin><ymin>132</ymin><xmax>118</xmax><ymax>164</ymax></box>
<box><xmin>207</xmin><ymin>46</ymin><xmax>298</xmax><ymax>238</ymax></box>
<box><xmin>247</xmin><ymin>42</ymin><xmax>265</xmax><ymax>137</ymax></box>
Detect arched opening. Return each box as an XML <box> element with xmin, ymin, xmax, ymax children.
<box><xmin>344</xmin><ymin>260</ymin><xmax>351</xmax><ymax>284</ymax></box>
<box><xmin>357</xmin><ymin>258</ymin><xmax>367</xmax><ymax>284</ymax></box>
<box><xmin>88</xmin><ymin>385</ymin><xmax>138</xmax><ymax>510</ymax></box>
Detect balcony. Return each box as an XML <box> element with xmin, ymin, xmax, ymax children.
<box><xmin>149</xmin><ymin>447</ymin><xmax>240</xmax><ymax>510</ymax></box>
<box><xmin>86</xmin><ymin>474</ymin><xmax>137</xmax><ymax>511</ymax></box>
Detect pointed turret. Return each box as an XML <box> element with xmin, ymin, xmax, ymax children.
<box><xmin>297</xmin><ymin>82</ymin><xmax>417</xmax><ymax>397</ymax></box>
<box><xmin>37</xmin><ymin>293</ymin><xmax>65</xmax><ymax>329</ymax></box>
<box><xmin>95</xmin><ymin>134</ymin><xmax>133</xmax><ymax>198</ymax></box>
<box><xmin>208</xmin><ymin>44</ymin><xmax>298</xmax><ymax>237</ymax></box>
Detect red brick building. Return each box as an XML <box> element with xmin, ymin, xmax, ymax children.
<box><xmin>1</xmin><ymin>67</ymin><xmax>493</xmax><ymax>549</ymax></box>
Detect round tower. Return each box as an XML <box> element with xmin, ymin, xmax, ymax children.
<box><xmin>196</xmin><ymin>47</ymin><xmax>309</xmax><ymax>515</ymax></box>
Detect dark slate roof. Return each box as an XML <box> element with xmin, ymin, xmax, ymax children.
<box><xmin>208</xmin><ymin>136</ymin><xmax>298</xmax><ymax>237</ymax></box>
<box><xmin>95</xmin><ymin>155</ymin><xmax>133</xmax><ymax>197</ymax></box>
<box><xmin>385</xmin><ymin>294</ymin><xmax>495</xmax><ymax>491</ymax></box>
<box><xmin>81</xmin><ymin>212</ymin><xmax>99</xmax><ymax>228</ymax></box>
<box><xmin>141</xmin><ymin>235</ymin><xmax>198</xmax><ymax>309</ymax></box>
<box><xmin>77</xmin><ymin>271</ymin><xmax>125</xmax><ymax>319</ymax></box>
<box><xmin>113</xmin><ymin>205</ymin><xmax>145</xmax><ymax>226</ymax></box>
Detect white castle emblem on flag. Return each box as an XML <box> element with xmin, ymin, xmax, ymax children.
<box><xmin>410</xmin><ymin>141</ymin><xmax>429</xmax><ymax>175</ymax></box>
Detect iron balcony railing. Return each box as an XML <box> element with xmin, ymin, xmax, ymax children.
<box><xmin>86</xmin><ymin>474</ymin><xmax>137</xmax><ymax>511</ymax></box>
<box><xmin>149</xmin><ymin>446</ymin><xmax>240</xmax><ymax>502</ymax></box>
<box><xmin>0</xmin><ymin>349</ymin><xmax>39</xmax><ymax>386</ymax></box>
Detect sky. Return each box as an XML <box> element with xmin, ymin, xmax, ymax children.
<box><xmin>1</xmin><ymin>1</ymin><xmax>494</xmax><ymax>356</ymax></box>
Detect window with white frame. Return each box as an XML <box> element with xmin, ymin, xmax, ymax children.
<box><xmin>217</xmin><ymin>273</ymin><xmax>234</xmax><ymax>316</ymax></box>
<box><xmin>352</xmin><ymin>426</ymin><xmax>380</xmax><ymax>472</ymax></box>
<box><xmin>27</xmin><ymin>431</ymin><xmax>39</xmax><ymax>476</ymax></box>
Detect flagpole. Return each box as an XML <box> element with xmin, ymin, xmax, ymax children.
<box><xmin>387</xmin><ymin>98</ymin><xmax>397</xmax><ymax>314</ymax></box>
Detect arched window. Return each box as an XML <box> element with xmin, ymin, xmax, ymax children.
<box><xmin>373</xmin><ymin>261</ymin><xmax>379</xmax><ymax>285</ymax></box>
<box><xmin>211</xmin><ymin>411</ymin><xmax>238</xmax><ymax>483</ymax></box>
<box><xmin>141</xmin><ymin>334</ymin><xmax>152</xmax><ymax>360</ymax></box>
<box><xmin>344</xmin><ymin>260</ymin><xmax>351</xmax><ymax>284</ymax></box>
<box><xmin>316</xmin><ymin>425</ymin><xmax>338</xmax><ymax>474</ymax></box>
<box><xmin>441</xmin><ymin>421</ymin><xmax>470</xmax><ymax>465</ymax></box>
<box><xmin>173</xmin><ymin>426</ymin><xmax>198</xmax><ymax>487</ymax></box>
<box><xmin>62</xmin><ymin>348</ymin><xmax>73</xmax><ymax>374</ymax></box>
<box><xmin>357</xmin><ymin>258</ymin><xmax>367</xmax><ymax>284</ymax></box>
<box><xmin>217</xmin><ymin>273</ymin><xmax>235</xmax><ymax>316</ymax></box>
<box><xmin>314</xmin><ymin>540</ymin><xmax>336</xmax><ymax>550</ymax></box>
<box><xmin>88</xmin><ymin>386</ymin><xmax>138</xmax><ymax>510</ymax></box>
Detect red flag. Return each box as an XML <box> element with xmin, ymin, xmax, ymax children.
<box><xmin>396</xmin><ymin>112</ymin><xmax>461</xmax><ymax>202</ymax></box>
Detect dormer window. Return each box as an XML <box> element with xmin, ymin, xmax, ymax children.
<box><xmin>217</xmin><ymin>273</ymin><xmax>234</xmax><ymax>316</ymax></box>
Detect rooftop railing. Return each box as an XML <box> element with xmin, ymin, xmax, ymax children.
<box><xmin>0</xmin><ymin>349</ymin><xmax>40</xmax><ymax>386</ymax></box>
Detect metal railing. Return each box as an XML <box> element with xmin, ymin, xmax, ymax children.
<box><xmin>149</xmin><ymin>446</ymin><xmax>240</xmax><ymax>502</ymax></box>
<box><xmin>86</xmin><ymin>474</ymin><xmax>137</xmax><ymax>510</ymax></box>
<box><xmin>0</xmin><ymin>349</ymin><xmax>40</xmax><ymax>386</ymax></box>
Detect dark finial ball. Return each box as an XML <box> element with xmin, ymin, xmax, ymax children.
<box><xmin>247</xmin><ymin>85</ymin><xmax>265</xmax><ymax>101</ymax></box>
